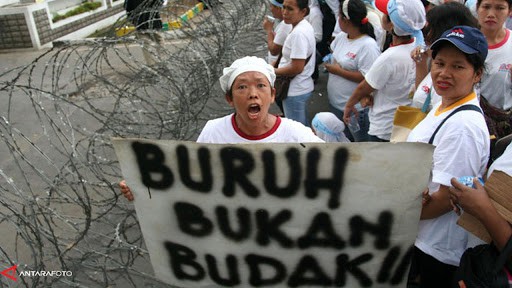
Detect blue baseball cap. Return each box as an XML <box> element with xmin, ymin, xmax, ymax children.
<box><xmin>431</xmin><ymin>25</ymin><xmax>488</xmax><ymax>61</ymax></box>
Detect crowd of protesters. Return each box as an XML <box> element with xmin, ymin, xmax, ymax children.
<box><xmin>264</xmin><ymin>0</ymin><xmax>510</xmax><ymax>142</ymax></box>
<box><xmin>260</xmin><ymin>0</ymin><xmax>511</xmax><ymax>287</ymax></box>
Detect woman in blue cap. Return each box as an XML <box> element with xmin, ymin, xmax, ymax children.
<box><xmin>411</xmin><ymin>2</ymin><xmax>478</xmax><ymax>110</ymax></box>
<box><xmin>407</xmin><ymin>26</ymin><xmax>490</xmax><ymax>287</ymax></box>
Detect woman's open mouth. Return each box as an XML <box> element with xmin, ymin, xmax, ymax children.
<box><xmin>248</xmin><ymin>104</ymin><xmax>261</xmax><ymax>117</ymax></box>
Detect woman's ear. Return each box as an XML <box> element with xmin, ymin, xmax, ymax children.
<box><xmin>301</xmin><ymin>7</ymin><xmax>309</xmax><ymax>18</ymax></box>
<box><xmin>225</xmin><ymin>92</ymin><xmax>234</xmax><ymax>107</ymax></box>
<box><xmin>474</xmin><ymin>67</ymin><xmax>483</xmax><ymax>85</ymax></box>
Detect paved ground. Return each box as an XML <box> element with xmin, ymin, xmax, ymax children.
<box><xmin>308</xmin><ymin>69</ymin><xmax>331</xmax><ymax>122</ymax></box>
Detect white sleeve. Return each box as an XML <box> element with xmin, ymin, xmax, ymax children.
<box><xmin>356</xmin><ymin>41</ymin><xmax>381</xmax><ymax>75</ymax></box>
<box><xmin>307</xmin><ymin>13</ymin><xmax>323</xmax><ymax>43</ymax></box>
<box><xmin>431</xmin><ymin>122</ymin><xmax>488</xmax><ymax>187</ymax></box>
<box><xmin>289</xmin><ymin>32</ymin><xmax>311</xmax><ymax>60</ymax></box>
<box><xmin>274</xmin><ymin>23</ymin><xmax>292</xmax><ymax>46</ymax></box>
<box><xmin>196</xmin><ymin>121</ymin><xmax>213</xmax><ymax>143</ymax></box>
<box><xmin>329</xmin><ymin>33</ymin><xmax>343</xmax><ymax>55</ymax></box>
<box><xmin>298</xmin><ymin>126</ymin><xmax>325</xmax><ymax>142</ymax></box>
<box><xmin>332</xmin><ymin>18</ymin><xmax>341</xmax><ymax>38</ymax></box>
<box><xmin>488</xmin><ymin>143</ymin><xmax>512</xmax><ymax>176</ymax></box>
<box><xmin>364</xmin><ymin>53</ymin><xmax>392</xmax><ymax>90</ymax></box>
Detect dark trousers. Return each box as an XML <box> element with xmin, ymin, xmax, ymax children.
<box><xmin>317</xmin><ymin>2</ymin><xmax>336</xmax><ymax>57</ymax></box>
<box><xmin>368</xmin><ymin>135</ymin><xmax>389</xmax><ymax>142</ymax></box>
<box><xmin>408</xmin><ymin>247</ymin><xmax>458</xmax><ymax>288</ymax></box>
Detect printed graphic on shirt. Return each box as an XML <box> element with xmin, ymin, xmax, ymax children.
<box><xmin>498</xmin><ymin>63</ymin><xmax>511</xmax><ymax>72</ymax></box>
<box><xmin>345</xmin><ymin>52</ymin><xmax>356</xmax><ymax>60</ymax></box>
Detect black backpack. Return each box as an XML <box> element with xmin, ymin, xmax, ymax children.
<box><xmin>453</xmin><ymin>237</ymin><xmax>512</xmax><ymax>288</ymax></box>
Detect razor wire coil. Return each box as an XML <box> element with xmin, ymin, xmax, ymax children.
<box><xmin>0</xmin><ymin>0</ymin><xmax>268</xmax><ymax>286</ymax></box>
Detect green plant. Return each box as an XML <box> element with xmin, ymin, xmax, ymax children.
<box><xmin>52</xmin><ymin>2</ymin><xmax>102</xmax><ymax>23</ymax></box>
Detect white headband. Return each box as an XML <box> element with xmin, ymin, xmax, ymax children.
<box><xmin>219</xmin><ymin>56</ymin><xmax>276</xmax><ymax>93</ymax></box>
<box><xmin>342</xmin><ymin>0</ymin><xmax>351</xmax><ymax>19</ymax></box>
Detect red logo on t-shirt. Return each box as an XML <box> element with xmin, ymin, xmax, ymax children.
<box><xmin>345</xmin><ymin>52</ymin><xmax>356</xmax><ymax>60</ymax></box>
<box><xmin>498</xmin><ymin>63</ymin><xmax>511</xmax><ymax>72</ymax></box>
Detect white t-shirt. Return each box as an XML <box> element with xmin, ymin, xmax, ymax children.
<box><xmin>268</xmin><ymin>20</ymin><xmax>293</xmax><ymax>64</ymax></box>
<box><xmin>279</xmin><ymin>19</ymin><xmax>316</xmax><ymax>97</ymax></box>
<box><xmin>327</xmin><ymin>32</ymin><xmax>381</xmax><ymax>111</ymax></box>
<box><xmin>467</xmin><ymin>139</ymin><xmax>512</xmax><ymax>248</ymax></box>
<box><xmin>407</xmin><ymin>96</ymin><xmax>490</xmax><ymax>266</ymax></box>
<box><xmin>332</xmin><ymin>18</ymin><xmax>341</xmax><ymax>38</ymax></box>
<box><xmin>365</xmin><ymin>40</ymin><xmax>417</xmax><ymax>140</ymax></box>
<box><xmin>324</xmin><ymin>0</ymin><xmax>339</xmax><ymax>18</ymax></box>
<box><xmin>196</xmin><ymin>114</ymin><xmax>324</xmax><ymax>143</ymax></box>
<box><xmin>412</xmin><ymin>72</ymin><xmax>442</xmax><ymax>110</ymax></box>
<box><xmin>306</xmin><ymin>5</ymin><xmax>323</xmax><ymax>43</ymax></box>
<box><xmin>480</xmin><ymin>29</ymin><xmax>512</xmax><ymax>110</ymax></box>
<box><xmin>488</xmin><ymin>142</ymin><xmax>512</xmax><ymax>176</ymax></box>
<box><xmin>331</xmin><ymin>6</ymin><xmax>385</xmax><ymax>50</ymax></box>
<box><xmin>367</xmin><ymin>8</ymin><xmax>386</xmax><ymax>51</ymax></box>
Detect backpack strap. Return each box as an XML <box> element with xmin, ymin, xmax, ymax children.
<box><xmin>428</xmin><ymin>105</ymin><xmax>482</xmax><ymax>145</ymax></box>
<box><xmin>274</xmin><ymin>54</ymin><xmax>312</xmax><ymax>69</ymax></box>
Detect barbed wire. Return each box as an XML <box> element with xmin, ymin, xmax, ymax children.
<box><xmin>0</xmin><ymin>0</ymin><xmax>268</xmax><ymax>286</ymax></box>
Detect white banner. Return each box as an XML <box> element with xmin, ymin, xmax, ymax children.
<box><xmin>113</xmin><ymin>140</ymin><xmax>434</xmax><ymax>288</ymax></box>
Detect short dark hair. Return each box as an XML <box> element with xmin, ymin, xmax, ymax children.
<box><xmin>424</xmin><ymin>2</ymin><xmax>478</xmax><ymax>45</ymax></box>
<box><xmin>295</xmin><ymin>0</ymin><xmax>310</xmax><ymax>16</ymax></box>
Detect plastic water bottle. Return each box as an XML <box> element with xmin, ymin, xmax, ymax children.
<box><xmin>457</xmin><ymin>176</ymin><xmax>484</xmax><ymax>188</ymax></box>
<box><xmin>347</xmin><ymin>113</ymin><xmax>360</xmax><ymax>134</ymax></box>
<box><xmin>322</xmin><ymin>53</ymin><xmax>333</xmax><ymax>64</ymax></box>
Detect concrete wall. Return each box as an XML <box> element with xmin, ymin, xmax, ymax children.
<box><xmin>0</xmin><ymin>12</ymin><xmax>32</xmax><ymax>49</ymax></box>
<box><xmin>47</xmin><ymin>0</ymin><xmax>84</xmax><ymax>12</ymax></box>
<box><xmin>2</xmin><ymin>0</ymin><xmax>20</xmax><ymax>6</ymax></box>
<box><xmin>0</xmin><ymin>0</ymin><xmax>124</xmax><ymax>51</ymax></box>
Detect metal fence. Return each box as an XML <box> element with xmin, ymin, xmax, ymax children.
<box><xmin>0</xmin><ymin>0</ymin><xmax>268</xmax><ymax>286</ymax></box>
